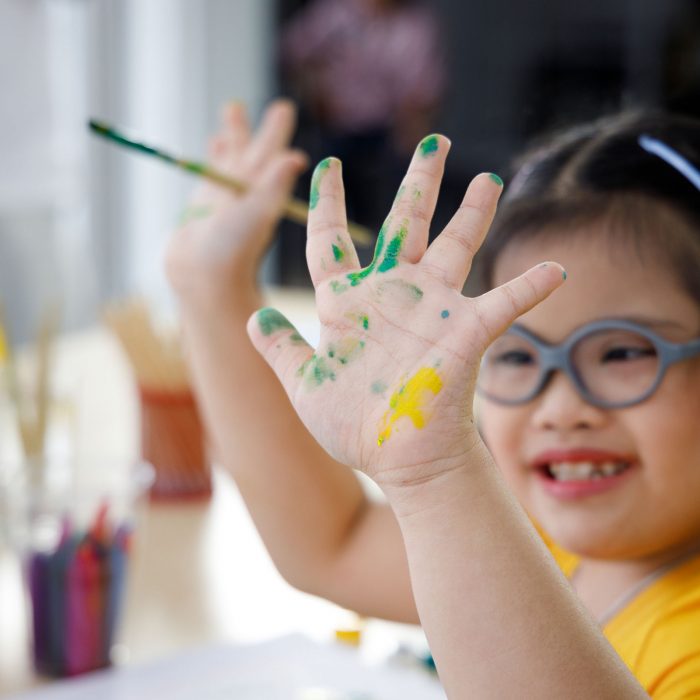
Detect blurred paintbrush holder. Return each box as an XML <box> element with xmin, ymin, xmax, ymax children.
<box><xmin>138</xmin><ymin>386</ymin><xmax>211</xmax><ymax>500</ymax></box>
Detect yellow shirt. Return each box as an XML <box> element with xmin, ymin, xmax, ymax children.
<box><xmin>546</xmin><ymin>536</ymin><xmax>700</xmax><ymax>698</ymax></box>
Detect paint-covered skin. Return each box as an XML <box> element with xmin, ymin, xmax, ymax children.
<box><xmin>297</xmin><ymin>354</ymin><xmax>336</xmax><ymax>387</ymax></box>
<box><xmin>346</xmin><ymin>218</ymin><xmax>412</xmax><ymax>284</ymax></box>
<box><xmin>332</xmin><ymin>234</ymin><xmax>349</xmax><ymax>263</ymax></box>
<box><xmin>247</xmin><ymin>132</ymin><xmax>564</xmax><ymax>489</ymax></box>
<box><xmin>257</xmin><ymin>307</ymin><xmax>304</xmax><ymax>343</ymax></box>
<box><xmin>377</xmin><ymin>366</ymin><xmax>444</xmax><ymax>446</ymax></box>
<box><xmin>346</xmin><ymin>219</ymin><xmax>389</xmax><ymax>286</ymax></box>
<box><xmin>310</xmin><ymin>158</ymin><xmax>333</xmax><ymax>210</ymax></box>
<box><xmin>376</xmin><ymin>279</ymin><xmax>424</xmax><ymax>303</ymax></box>
<box><xmin>419</xmin><ymin>135</ymin><xmax>439</xmax><ymax>158</ymax></box>
<box><xmin>376</xmin><ymin>222</ymin><xmax>408</xmax><ymax>273</ymax></box>
<box><xmin>330</xmin><ymin>280</ymin><xmax>350</xmax><ymax>294</ymax></box>
<box><xmin>371</xmin><ymin>380</ymin><xmax>388</xmax><ymax>395</ymax></box>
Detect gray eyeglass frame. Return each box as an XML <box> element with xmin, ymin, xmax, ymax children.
<box><xmin>477</xmin><ymin>318</ymin><xmax>700</xmax><ymax>409</ymax></box>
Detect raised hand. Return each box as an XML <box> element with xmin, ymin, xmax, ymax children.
<box><xmin>165</xmin><ymin>99</ymin><xmax>307</xmax><ymax>303</ymax></box>
<box><xmin>247</xmin><ymin>136</ymin><xmax>565</xmax><ymax>491</ymax></box>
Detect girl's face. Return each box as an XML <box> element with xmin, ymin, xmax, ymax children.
<box><xmin>479</xmin><ymin>230</ymin><xmax>700</xmax><ymax>561</ymax></box>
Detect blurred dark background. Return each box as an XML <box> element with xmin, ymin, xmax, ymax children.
<box><xmin>273</xmin><ymin>0</ymin><xmax>700</xmax><ymax>286</ymax></box>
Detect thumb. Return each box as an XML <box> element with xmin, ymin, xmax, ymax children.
<box><xmin>475</xmin><ymin>261</ymin><xmax>567</xmax><ymax>342</ymax></box>
<box><xmin>247</xmin><ymin>307</ymin><xmax>315</xmax><ymax>396</ymax></box>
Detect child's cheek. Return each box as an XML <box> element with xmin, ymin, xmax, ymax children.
<box><xmin>478</xmin><ymin>406</ymin><xmax>524</xmax><ymax>480</ymax></box>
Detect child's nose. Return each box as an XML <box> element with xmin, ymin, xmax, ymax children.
<box><xmin>530</xmin><ymin>371</ymin><xmax>608</xmax><ymax>431</ymax></box>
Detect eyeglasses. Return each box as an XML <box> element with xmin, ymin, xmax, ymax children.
<box><xmin>477</xmin><ymin>319</ymin><xmax>700</xmax><ymax>409</ymax></box>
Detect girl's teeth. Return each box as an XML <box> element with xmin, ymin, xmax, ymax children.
<box><xmin>547</xmin><ymin>461</ymin><xmax>628</xmax><ymax>481</ymax></box>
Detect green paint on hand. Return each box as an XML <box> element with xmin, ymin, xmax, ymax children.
<box><xmin>297</xmin><ymin>354</ymin><xmax>336</xmax><ymax>387</ymax></box>
<box><xmin>376</xmin><ymin>279</ymin><xmax>424</xmax><ymax>302</ymax></box>
<box><xmin>361</xmin><ymin>315</ymin><xmax>369</xmax><ymax>330</ymax></box>
<box><xmin>179</xmin><ymin>204</ymin><xmax>214</xmax><ymax>225</ymax></box>
<box><xmin>489</xmin><ymin>173</ymin><xmax>504</xmax><ymax>186</ymax></box>
<box><xmin>332</xmin><ymin>243</ymin><xmax>344</xmax><ymax>262</ymax></box>
<box><xmin>327</xmin><ymin>346</ymin><xmax>336</xmax><ymax>358</ymax></box>
<box><xmin>371</xmin><ymin>380</ymin><xmax>388</xmax><ymax>394</ymax></box>
<box><xmin>309</xmin><ymin>158</ymin><xmax>333</xmax><ymax>210</ymax></box>
<box><xmin>562</xmin><ymin>269</ymin><xmax>568</xmax><ymax>281</ymax></box>
<box><xmin>441</xmin><ymin>309</ymin><xmax>450</xmax><ymax>319</ymax></box>
<box><xmin>257</xmin><ymin>307</ymin><xmax>294</xmax><ymax>336</ymax></box>
<box><xmin>347</xmin><ymin>218</ymin><xmax>389</xmax><ymax>286</ymax></box>
<box><xmin>335</xmin><ymin>337</ymin><xmax>364</xmax><ymax>365</ymax></box>
<box><xmin>377</xmin><ymin>221</ymin><xmax>408</xmax><ymax>273</ymax></box>
<box><xmin>407</xmin><ymin>283</ymin><xmax>424</xmax><ymax>300</ymax></box>
<box><xmin>330</xmin><ymin>280</ymin><xmax>349</xmax><ymax>294</ymax></box>
<box><xmin>419</xmin><ymin>135</ymin><xmax>439</xmax><ymax>158</ymax></box>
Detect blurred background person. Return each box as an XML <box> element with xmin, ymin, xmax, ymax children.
<box><xmin>279</xmin><ymin>0</ymin><xmax>446</xmax><ymax>264</ymax></box>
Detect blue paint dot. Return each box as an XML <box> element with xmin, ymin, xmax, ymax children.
<box><xmin>441</xmin><ymin>309</ymin><xmax>450</xmax><ymax>319</ymax></box>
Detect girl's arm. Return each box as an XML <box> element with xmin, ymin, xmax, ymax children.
<box><xmin>165</xmin><ymin>100</ymin><xmax>418</xmax><ymax>622</ymax></box>
<box><xmin>247</xmin><ymin>136</ymin><xmax>649</xmax><ymax>698</ymax></box>
<box><xmin>390</xmin><ymin>446</ymin><xmax>647</xmax><ymax>698</ymax></box>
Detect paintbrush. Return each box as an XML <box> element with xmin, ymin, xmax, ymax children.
<box><xmin>88</xmin><ymin>119</ymin><xmax>374</xmax><ymax>246</ymax></box>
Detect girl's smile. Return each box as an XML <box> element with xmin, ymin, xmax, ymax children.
<box><xmin>480</xmin><ymin>229</ymin><xmax>700</xmax><ymax>563</ymax></box>
<box><xmin>529</xmin><ymin>447</ymin><xmax>638</xmax><ymax>500</ymax></box>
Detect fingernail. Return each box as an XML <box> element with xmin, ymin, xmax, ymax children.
<box><xmin>418</xmin><ymin>134</ymin><xmax>440</xmax><ymax>157</ymax></box>
<box><xmin>309</xmin><ymin>158</ymin><xmax>333</xmax><ymax>209</ymax></box>
<box><xmin>489</xmin><ymin>173</ymin><xmax>504</xmax><ymax>186</ymax></box>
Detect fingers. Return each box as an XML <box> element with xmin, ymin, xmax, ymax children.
<box><xmin>244</xmin><ymin>99</ymin><xmax>298</xmax><ymax>173</ymax></box>
<box><xmin>422</xmin><ymin>173</ymin><xmax>503</xmax><ymax>289</ymax></box>
<box><xmin>475</xmin><ymin>262</ymin><xmax>567</xmax><ymax>342</ymax></box>
<box><xmin>247</xmin><ymin>307</ymin><xmax>315</xmax><ymax>398</ymax></box>
<box><xmin>239</xmin><ymin>150</ymin><xmax>308</xmax><ymax>229</ymax></box>
<box><xmin>385</xmin><ymin>134</ymin><xmax>450</xmax><ymax>265</ymax></box>
<box><xmin>207</xmin><ymin>100</ymin><xmax>297</xmax><ymax>179</ymax></box>
<box><xmin>214</xmin><ymin>101</ymin><xmax>252</xmax><ymax>171</ymax></box>
<box><xmin>306</xmin><ymin>158</ymin><xmax>360</xmax><ymax>287</ymax></box>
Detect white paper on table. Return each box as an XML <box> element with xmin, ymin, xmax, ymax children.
<box><xmin>9</xmin><ymin>634</ymin><xmax>446</xmax><ymax>700</ymax></box>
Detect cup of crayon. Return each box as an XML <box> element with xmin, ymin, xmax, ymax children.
<box><xmin>138</xmin><ymin>386</ymin><xmax>211</xmax><ymax>500</ymax></box>
<box><xmin>4</xmin><ymin>459</ymin><xmax>154</xmax><ymax>677</ymax></box>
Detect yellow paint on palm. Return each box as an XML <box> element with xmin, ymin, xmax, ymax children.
<box><xmin>377</xmin><ymin>367</ymin><xmax>443</xmax><ymax>446</ymax></box>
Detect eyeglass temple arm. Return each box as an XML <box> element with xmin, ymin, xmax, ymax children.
<box><xmin>672</xmin><ymin>338</ymin><xmax>700</xmax><ymax>362</ymax></box>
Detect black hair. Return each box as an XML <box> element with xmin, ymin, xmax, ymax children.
<box><xmin>479</xmin><ymin>110</ymin><xmax>700</xmax><ymax>305</ymax></box>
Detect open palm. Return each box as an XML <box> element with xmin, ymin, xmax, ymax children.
<box><xmin>248</xmin><ymin>136</ymin><xmax>565</xmax><ymax>488</ymax></box>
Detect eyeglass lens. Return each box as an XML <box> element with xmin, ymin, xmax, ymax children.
<box><xmin>479</xmin><ymin>328</ymin><xmax>660</xmax><ymax>406</ymax></box>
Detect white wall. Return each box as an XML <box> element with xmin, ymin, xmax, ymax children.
<box><xmin>93</xmin><ymin>0</ymin><xmax>275</xmax><ymax>314</ymax></box>
<box><xmin>0</xmin><ymin>0</ymin><xmax>274</xmax><ymax>343</ymax></box>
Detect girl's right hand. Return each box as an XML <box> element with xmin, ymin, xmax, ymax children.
<box><xmin>165</xmin><ymin>99</ymin><xmax>308</xmax><ymax>308</ymax></box>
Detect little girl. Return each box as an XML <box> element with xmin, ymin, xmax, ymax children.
<box><xmin>166</xmin><ymin>102</ymin><xmax>700</xmax><ymax>698</ymax></box>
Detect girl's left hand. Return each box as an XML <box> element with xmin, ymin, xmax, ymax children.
<box><xmin>247</xmin><ymin>136</ymin><xmax>565</xmax><ymax>495</ymax></box>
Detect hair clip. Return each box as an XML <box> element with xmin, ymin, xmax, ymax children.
<box><xmin>638</xmin><ymin>134</ymin><xmax>700</xmax><ymax>191</ymax></box>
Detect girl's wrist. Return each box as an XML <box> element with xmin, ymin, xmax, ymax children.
<box><xmin>175</xmin><ymin>276</ymin><xmax>263</xmax><ymax>322</ymax></box>
<box><xmin>378</xmin><ymin>430</ymin><xmax>495</xmax><ymax>520</ymax></box>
